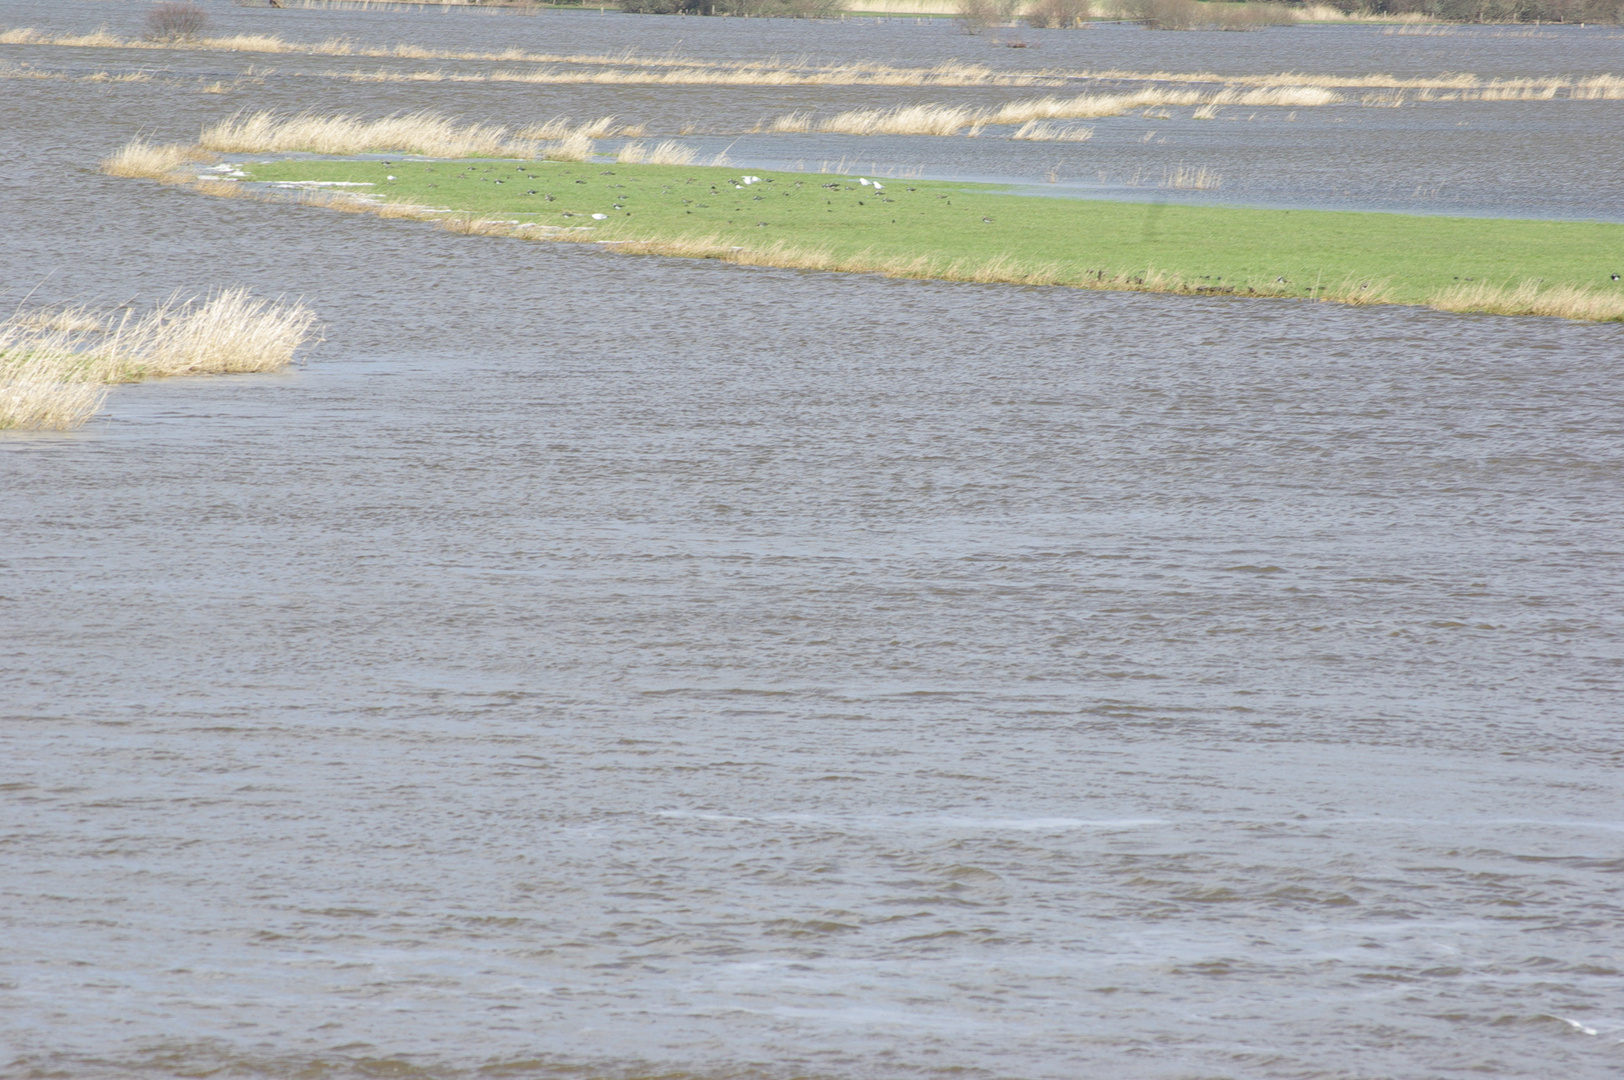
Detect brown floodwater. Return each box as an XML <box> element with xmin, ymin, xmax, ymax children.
<box><xmin>2</xmin><ymin>4</ymin><xmax>1623</xmax><ymax>1079</ymax></box>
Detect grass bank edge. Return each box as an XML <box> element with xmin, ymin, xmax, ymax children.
<box><xmin>103</xmin><ymin>141</ymin><xmax>1624</xmax><ymax>323</ymax></box>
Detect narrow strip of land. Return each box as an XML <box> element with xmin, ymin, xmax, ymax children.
<box><xmin>237</xmin><ymin>157</ymin><xmax>1624</xmax><ymax>316</ymax></box>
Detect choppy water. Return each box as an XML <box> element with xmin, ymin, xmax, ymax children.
<box><xmin>3</xmin><ymin>4</ymin><xmax>1624</xmax><ymax>1079</ymax></box>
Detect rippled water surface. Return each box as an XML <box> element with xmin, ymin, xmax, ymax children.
<box><xmin>3</xmin><ymin>3</ymin><xmax>1623</xmax><ymax>1079</ymax></box>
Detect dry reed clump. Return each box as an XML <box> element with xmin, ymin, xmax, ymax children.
<box><xmin>759</xmin><ymin>111</ymin><xmax>816</xmax><ymax>134</ymax></box>
<box><xmin>1209</xmin><ymin>85</ymin><xmax>1342</xmax><ymax>107</ymax></box>
<box><xmin>1162</xmin><ymin>164</ymin><xmax>1221</xmax><ymax>189</ymax></box>
<box><xmin>0</xmin><ymin>323</ymin><xmax>109</xmax><ymax>430</ymax></box>
<box><xmin>817</xmin><ymin>104</ymin><xmax>982</xmax><ymax>137</ymax></box>
<box><xmin>0</xmin><ymin>290</ymin><xmax>318</xmax><ymax>430</ymax></box>
<box><xmin>759</xmin><ymin>84</ymin><xmax>1345</xmax><ymax>140</ymax></box>
<box><xmin>545</xmin><ymin>132</ymin><xmax>596</xmax><ymax>162</ymax></box>
<box><xmin>1010</xmin><ymin>120</ymin><xmax>1095</xmax><ymax>142</ymax></box>
<box><xmin>439</xmin><ymin>215</ymin><xmax>521</xmax><ymax>238</ymax></box>
<box><xmin>982</xmin><ymin>88</ymin><xmax>1207</xmax><ymax>125</ymax></box>
<box><xmin>118</xmin><ymin>288</ymin><xmax>320</xmax><ymax>377</ymax></box>
<box><xmin>617</xmin><ymin>140</ymin><xmax>699</xmax><ymax>166</ymax></box>
<box><xmin>9</xmin><ymin>305</ymin><xmax>106</xmax><ymax>334</ymax></box>
<box><xmin>99</xmin><ymin>137</ymin><xmax>218</xmax><ymax>180</ymax></box>
<box><xmin>200</xmin><ymin>110</ymin><xmax>537</xmax><ymax>158</ymax></box>
<box><xmin>1427</xmin><ymin>279</ymin><xmax>1624</xmax><ymax>321</ymax></box>
<box><xmin>517</xmin><ymin>116</ymin><xmax>631</xmax><ymax>140</ymax></box>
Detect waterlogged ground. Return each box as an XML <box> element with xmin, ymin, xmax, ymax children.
<box><xmin>2</xmin><ymin>0</ymin><xmax>1624</xmax><ymax>219</ymax></box>
<box><xmin>3</xmin><ymin>4</ymin><xmax>1624</xmax><ymax>1080</ymax></box>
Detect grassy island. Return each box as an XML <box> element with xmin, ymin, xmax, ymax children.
<box><xmin>234</xmin><ymin>156</ymin><xmax>1624</xmax><ymax>318</ymax></box>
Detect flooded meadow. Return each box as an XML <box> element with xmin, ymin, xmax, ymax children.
<box><xmin>3</xmin><ymin>2</ymin><xmax>1622</xmax><ymax>1078</ymax></box>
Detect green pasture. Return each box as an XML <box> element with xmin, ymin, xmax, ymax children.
<box><xmin>240</xmin><ymin>158</ymin><xmax>1624</xmax><ymax>303</ymax></box>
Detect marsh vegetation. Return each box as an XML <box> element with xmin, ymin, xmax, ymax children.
<box><xmin>1</xmin><ymin>290</ymin><xmax>318</xmax><ymax>430</ymax></box>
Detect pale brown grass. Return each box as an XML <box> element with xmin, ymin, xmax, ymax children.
<box><xmin>1428</xmin><ymin>279</ymin><xmax>1624</xmax><ymax>321</ymax></box>
<box><xmin>617</xmin><ymin>140</ymin><xmax>699</xmax><ymax>166</ymax></box>
<box><xmin>517</xmin><ymin>116</ymin><xmax>629</xmax><ymax>140</ymax></box>
<box><xmin>99</xmin><ymin>138</ymin><xmax>217</xmax><ymax>180</ymax></box>
<box><xmin>118</xmin><ymin>289</ymin><xmax>320</xmax><ymax>377</ymax></box>
<box><xmin>200</xmin><ymin>110</ymin><xmax>537</xmax><ymax>158</ymax></box>
<box><xmin>439</xmin><ymin>215</ymin><xmax>520</xmax><ymax>238</ymax></box>
<box><xmin>544</xmin><ymin>132</ymin><xmax>595</xmax><ymax>163</ymax></box>
<box><xmin>0</xmin><ymin>290</ymin><xmax>318</xmax><ymax>429</ymax></box>
<box><xmin>759</xmin><ymin>112</ymin><xmax>816</xmax><ymax>134</ymax></box>
<box><xmin>1010</xmin><ymin>121</ymin><xmax>1095</xmax><ymax>142</ymax></box>
<box><xmin>0</xmin><ymin>323</ymin><xmax>108</xmax><ymax>430</ymax></box>
<box><xmin>817</xmin><ymin>104</ymin><xmax>981</xmax><ymax>137</ymax></box>
<box><xmin>9</xmin><ymin>305</ymin><xmax>106</xmax><ymax>334</ymax></box>
<box><xmin>760</xmin><ymin>85</ymin><xmax>1339</xmax><ymax>140</ymax></box>
<box><xmin>1161</xmin><ymin>164</ymin><xmax>1221</xmax><ymax>190</ymax></box>
<box><xmin>9</xmin><ymin>24</ymin><xmax>1620</xmax><ymax>98</ymax></box>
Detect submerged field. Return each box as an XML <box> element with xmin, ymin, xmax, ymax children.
<box><xmin>238</xmin><ymin>156</ymin><xmax>1624</xmax><ymax>313</ymax></box>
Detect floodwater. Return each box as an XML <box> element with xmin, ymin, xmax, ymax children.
<box><xmin>3</xmin><ymin>3</ymin><xmax>1623</xmax><ymax>1079</ymax></box>
<box><xmin>4</xmin><ymin>0</ymin><xmax>1624</xmax><ymax>218</ymax></box>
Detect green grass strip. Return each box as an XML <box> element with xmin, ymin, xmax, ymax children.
<box><xmin>241</xmin><ymin>158</ymin><xmax>1624</xmax><ymax>309</ymax></box>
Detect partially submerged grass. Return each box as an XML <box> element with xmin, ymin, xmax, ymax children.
<box><xmin>0</xmin><ymin>323</ymin><xmax>109</xmax><ymax>430</ymax></box>
<box><xmin>1162</xmin><ymin>164</ymin><xmax>1221</xmax><ymax>190</ymax></box>
<box><xmin>118</xmin><ymin>288</ymin><xmax>320</xmax><ymax>377</ymax></box>
<box><xmin>200</xmin><ymin>109</ymin><xmax>535</xmax><ymax>158</ymax></box>
<box><xmin>9</xmin><ymin>304</ymin><xmax>106</xmax><ymax>334</ymax></box>
<box><xmin>7</xmin><ymin>25</ymin><xmax>1621</xmax><ymax>97</ymax></box>
<box><xmin>1429</xmin><ymin>279</ymin><xmax>1624</xmax><ymax>321</ymax></box>
<box><xmin>754</xmin><ymin>85</ymin><xmax>1346</xmax><ymax>141</ymax></box>
<box><xmin>189</xmin><ymin>111</ymin><xmax>633</xmax><ymax>161</ymax></box>
<box><xmin>0</xmin><ymin>289</ymin><xmax>319</xmax><ymax>430</ymax></box>
<box><xmin>1011</xmin><ymin>121</ymin><xmax>1094</xmax><ymax>142</ymax></box>
<box><xmin>100</xmin><ymin>137</ymin><xmax>217</xmax><ymax>180</ymax></box>
<box><xmin>817</xmin><ymin>104</ymin><xmax>983</xmax><ymax>137</ymax></box>
<box><xmin>544</xmin><ymin>132</ymin><xmax>595</xmax><ymax>162</ymax></box>
<box><xmin>209</xmin><ymin>157</ymin><xmax>1624</xmax><ymax>323</ymax></box>
<box><xmin>617</xmin><ymin>140</ymin><xmax>700</xmax><ymax>166</ymax></box>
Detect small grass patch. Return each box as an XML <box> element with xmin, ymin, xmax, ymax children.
<box><xmin>1</xmin><ymin>289</ymin><xmax>319</xmax><ymax>431</ymax></box>
<box><xmin>233</xmin><ymin>157</ymin><xmax>1624</xmax><ymax>318</ymax></box>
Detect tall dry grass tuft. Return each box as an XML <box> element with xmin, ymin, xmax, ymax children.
<box><xmin>1428</xmin><ymin>279</ymin><xmax>1624</xmax><ymax>321</ymax></box>
<box><xmin>618</xmin><ymin>139</ymin><xmax>698</xmax><ymax>165</ymax></box>
<box><xmin>9</xmin><ymin>305</ymin><xmax>106</xmax><ymax>334</ymax></box>
<box><xmin>1317</xmin><ymin>275</ymin><xmax>1392</xmax><ymax>306</ymax></box>
<box><xmin>0</xmin><ymin>323</ymin><xmax>109</xmax><ymax>430</ymax></box>
<box><xmin>116</xmin><ymin>288</ymin><xmax>320</xmax><ymax>377</ymax></box>
<box><xmin>200</xmin><ymin>110</ymin><xmax>535</xmax><ymax>158</ymax></box>
<box><xmin>518</xmin><ymin>116</ymin><xmax>627</xmax><ymax>140</ymax></box>
<box><xmin>1010</xmin><ymin>120</ymin><xmax>1094</xmax><ymax>141</ymax></box>
<box><xmin>100</xmin><ymin>137</ymin><xmax>217</xmax><ymax>180</ymax></box>
<box><xmin>0</xmin><ymin>290</ymin><xmax>318</xmax><ymax>430</ymax></box>
<box><xmin>1162</xmin><ymin>164</ymin><xmax>1221</xmax><ymax>189</ymax></box>
<box><xmin>818</xmin><ymin>104</ymin><xmax>981</xmax><ymax>136</ymax></box>
<box><xmin>761</xmin><ymin>111</ymin><xmax>816</xmax><ymax>134</ymax></box>
<box><xmin>545</xmin><ymin>133</ymin><xmax>596</xmax><ymax>162</ymax></box>
<box><xmin>1209</xmin><ymin>85</ymin><xmax>1341</xmax><ymax>107</ymax></box>
<box><xmin>983</xmin><ymin>88</ymin><xmax>1206</xmax><ymax>126</ymax></box>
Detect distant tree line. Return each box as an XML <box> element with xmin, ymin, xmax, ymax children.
<box><xmin>1308</xmin><ymin>0</ymin><xmax>1621</xmax><ymax>21</ymax></box>
<box><xmin>616</xmin><ymin>0</ymin><xmax>842</xmax><ymax>14</ymax></box>
<box><xmin>458</xmin><ymin>0</ymin><xmax>1623</xmax><ymax>23</ymax></box>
